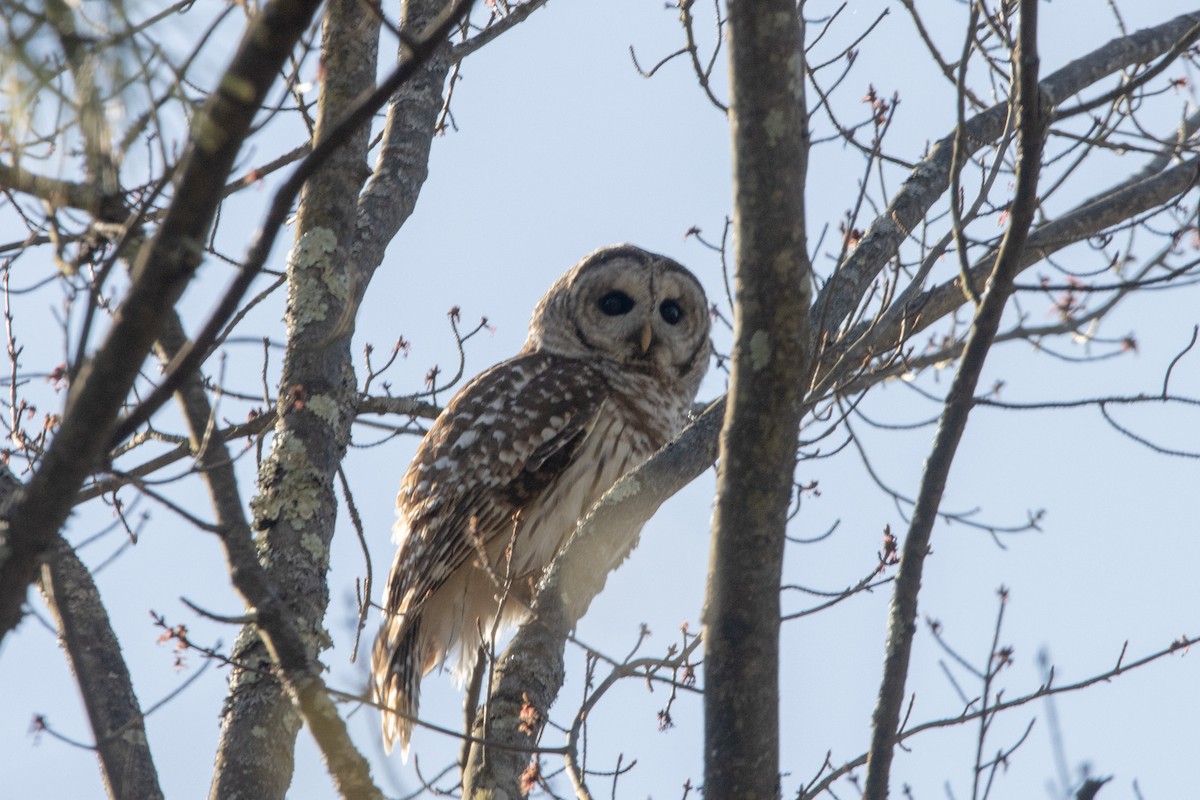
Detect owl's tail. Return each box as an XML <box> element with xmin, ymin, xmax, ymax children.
<box><xmin>371</xmin><ymin>615</ymin><xmax>423</xmax><ymax>759</ymax></box>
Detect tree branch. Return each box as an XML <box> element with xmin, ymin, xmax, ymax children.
<box><xmin>801</xmin><ymin>634</ymin><xmax>1198</xmax><ymax>799</ymax></box>
<box><xmin>462</xmin><ymin>400</ymin><xmax>726</xmax><ymax>798</ymax></box>
<box><xmin>450</xmin><ymin>0</ymin><xmax>551</xmax><ymax>63</ymax></box>
<box><xmin>39</xmin><ymin>536</ymin><xmax>164</xmax><ymax>800</ymax></box>
<box><xmin>862</xmin><ymin>2</ymin><xmax>1045</xmax><ymax>795</ymax></box>
<box><xmin>0</xmin><ymin>161</ymin><xmax>125</xmax><ymax>219</ymax></box>
<box><xmin>0</xmin><ymin>0</ymin><xmax>327</xmax><ymax>647</ymax></box>
<box><xmin>349</xmin><ymin>0</ymin><xmax>462</xmax><ymax>303</ymax></box>
<box><xmin>108</xmin><ymin>0</ymin><xmax>478</xmax><ymax>448</ymax></box>
<box><xmin>814</xmin><ymin>10</ymin><xmax>1200</xmax><ymax>340</ymax></box>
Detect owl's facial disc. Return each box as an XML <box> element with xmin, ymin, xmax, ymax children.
<box><xmin>599</xmin><ymin>264</ymin><xmax>703</xmax><ymax>377</ymax></box>
<box><xmin>523</xmin><ymin>244</ymin><xmax>711</xmax><ymax>387</ymax></box>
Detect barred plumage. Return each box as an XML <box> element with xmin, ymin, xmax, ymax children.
<box><xmin>371</xmin><ymin>244</ymin><xmax>711</xmax><ymax>756</ymax></box>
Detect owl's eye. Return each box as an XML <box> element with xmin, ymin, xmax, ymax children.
<box><xmin>659</xmin><ymin>299</ymin><xmax>684</xmax><ymax>325</ymax></box>
<box><xmin>598</xmin><ymin>291</ymin><xmax>635</xmax><ymax>316</ymax></box>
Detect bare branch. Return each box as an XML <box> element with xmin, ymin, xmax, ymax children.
<box><xmin>815</xmin><ymin>10</ymin><xmax>1200</xmax><ymax>339</ymax></box>
<box><xmin>801</xmin><ymin>634</ymin><xmax>1198</xmax><ymax>799</ymax></box>
<box><xmin>450</xmin><ymin>0</ymin><xmax>550</xmax><ymax>63</ymax></box>
<box><xmin>108</xmin><ymin>0</ymin><xmax>477</xmax><ymax>448</ymax></box>
<box><xmin>863</xmin><ymin>3</ymin><xmax>1046</xmax><ymax>794</ymax></box>
<box><xmin>0</xmin><ymin>0</ymin><xmax>328</xmax><ymax>647</ymax></box>
<box><xmin>38</xmin><ymin>536</ymin><xmax>163</xmax><ymax>800</ymax></box>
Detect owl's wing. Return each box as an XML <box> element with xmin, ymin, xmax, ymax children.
<box><xmin>381</xmin><ymin>352</ymin><xmax>608</xmax><ymax>619</ymax></box>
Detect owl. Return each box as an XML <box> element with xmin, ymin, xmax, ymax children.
<box><xmin>370</xmin><ymin>244</ymin><xmax>712</xmax><ymax>756</ymax></box>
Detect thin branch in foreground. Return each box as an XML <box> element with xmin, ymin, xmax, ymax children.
<box><xmin>862</xmin><ymin>2</ymin><xmax>1046</xmax><ymax>796</ymax></box>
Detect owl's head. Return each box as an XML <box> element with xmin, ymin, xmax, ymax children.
<box><xmin>524</xmin><ymin>244</ymin><xmax>712</xmax><ymax>394</ymax></box>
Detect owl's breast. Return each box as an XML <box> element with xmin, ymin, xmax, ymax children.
<box><xmin>601</xmin><ymin>362</ymin><xmax>696</xmax><ymax>445</ymax></box>
<box><xmin>508</xmin><ymin>398</ymin><xmax>661</xmax><ymax>580</ymax></box>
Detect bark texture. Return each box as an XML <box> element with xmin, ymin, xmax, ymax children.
<box><xmin>209</xmin><ymin>2</ymin><xmax>381</xmax><ymax>797</ymax></box>
<box><xmin>39</xmin><ymin>537</ymin><xmax>164</xmax><ymax>800</ymax></box>
<box><xmin>211</xmin><ymin>0</ymin><xmax>455</xmax><ymax>796</ymax></box>
<box><xmin>704</xmin><ymin>2</ymin><xmax>811</xmax><ymax>798</ymax></box>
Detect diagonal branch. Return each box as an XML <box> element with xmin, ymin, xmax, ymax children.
<box><xmin>0</xmin><ymin>0</ymin><xmax>327</xmax><ymax>646</ymax></box>
<box><xmin>450</xmin><ymin>0</ymin><xmax>551</xmax><ymax>63</ymax></box>
<box><xmin>862</xmin><ymin>1</ymin><xmax>1045</xmax><ymax>795</ymax></box>
<box><xmin>1</xmin><ymin>367</ymin><xmax>161</xmax><ymax>800</ymax></box>
<box><xmin>108</xmin><ymin>0</ymin><xmax>478</xmax><ymax>449</ymax></box>
<box><xmin>817</xmin><ymin>152</ymin><xmax>1200</xmax><ymax>397</ymax></box>
<box><xmin>462</xmin><ymin>399</ymin><xmax>726</xmax><ymax>798</ymax></box>
<box><xmin>38</xmin><ymin>536</ymin><xmax>164</xmax><ymax>800</ymax></box>
<box><xmin>813</xmin><ymin>10</ymin><xmax>1200</xmax><ymax>340</ymax></box>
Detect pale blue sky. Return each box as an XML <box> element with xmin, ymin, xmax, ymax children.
<box><xmin>2</xmin><ymin>2</ymin><xmax>1198</xmax><ymax>798</ymax></box>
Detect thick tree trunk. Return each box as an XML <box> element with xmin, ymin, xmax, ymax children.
<box><xmin>209</xmin><ymin>0</ymin><xmax>454</xmax><ymax>796</ymax></box>
<box><xmin>208</xmin><ymin>2</ymin><xmax>380</xmax><ymax>797</ymax></box>
<box><xmin>704</xmin><ymin>1</ymin><xmax>811</xmax><ymax>798</ymax></box>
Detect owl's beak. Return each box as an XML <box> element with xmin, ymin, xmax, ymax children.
<box><xmin>639</xmin><ymin>320</ymin><xmax>654</xmax><ymax>354</ymax></box>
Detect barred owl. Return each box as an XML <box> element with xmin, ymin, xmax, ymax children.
<box><xmin>371</xmin><ymin>244</ymin><xmax>712</xmax><ymax>756</ymax></box>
